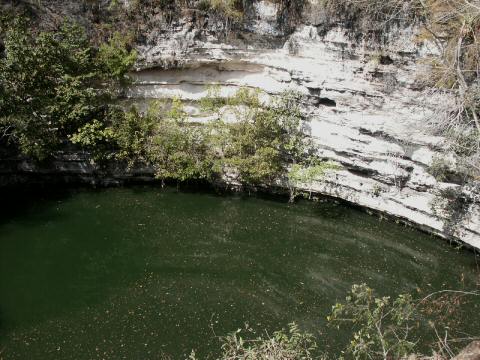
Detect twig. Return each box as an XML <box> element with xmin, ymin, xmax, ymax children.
<box><xmin>418</xmin><ymin>290</ymin><xmax>480</xmax><ymax>304</ymax></box>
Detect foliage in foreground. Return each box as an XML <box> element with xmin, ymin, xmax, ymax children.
<box><xmin>205</xmin><ymin>322</ymin><xmax>318</xmax><ymax>360</ymax></box>
<box><xmin>196</xmin><ymin>284</ymin><xmax>479</xmax><ymax>360</ymax></box>
<box><xmin>328</xmin><ymin>284</ymin><xmax>417</xmax><ymax>360</ymax></box>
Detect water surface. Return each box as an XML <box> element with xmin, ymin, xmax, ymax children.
<box><xmin>0</xmin><ymin>187</ymin><xmax>478</xmax><ymax>359</ymax></box>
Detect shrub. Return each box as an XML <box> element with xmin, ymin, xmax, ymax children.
<box><xmin>419</xmin><ymin>1</ymin><xmax>480</xmax><ymax>179</ymax></box>
<box><xmin>328</xmin><ymin>284</ymin><xmax>418</xmax><ymax>360</ymax></box>
<box><xmin>428</xmin><ymin>156</ymin><xmax>456</xmax><ymax>183</ymax></box>
<box><xmin>430</xmin><ymin>186</ymin><xmax>476</xmax><ymax>237</ymax></box>
<box><xmin>97</xmin><ymin>31</ymin><xmax>137</xmax><ymax>81</ymax></box>
<box><xmin>77</xmin><ymin>88</ymin><xmax>330</xmax><ymax>189</ymax></box>
<box><xmin>207</xmin><ymin>88</ymin><xmax>320</xmax><ymax>186</ymax></box>
<box><xmin>199</xmin><ymin>84</ymin><xmax>226</xmax><ymax>113</ymax></box>
<box><xmin>111</xmin><ymin>105</ymin><xmax>157</xmax><ymax>165</ymax></box>
<box><xmin>288</xmin><ymin>162</ymin><xmax>339</xmax><ymax>201</ymax></box>
<box><xmin>70</xmin><ymin>119</ymin><xmax>117</xmax><ymax>162</ymax></box>
<box><xmin>197</xmin><ymin>0</ymin><xmax>244</xmax><ymax>32</ymax></box>
<box><xmin>215</xmin><ymin>322</ymin><xmax>317</xmax><ymax>360</ymax></box>
<box><xmin>0</xmin><ymin>19</ymin><xmax>137</xmax><ymax>160</ymax></box>
<box><xmin>0</xmin><ymin>21</ymin><xmax>100</xmax><ymax>159</ymax></box>
<box><xmin>320</xmin><ymin>0</ymin><xmax>423</xmax><ymax>36</ymax></box>
<box><xmin>146</xmin><ymin>98</ymin><xmax>216</xmax><ymax>183</ymax></box>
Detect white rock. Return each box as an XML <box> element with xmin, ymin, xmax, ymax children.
<box><xmin>127</xmin><ymin>7</ymin><xmax>480</xmax><ymax>249</ymax></box>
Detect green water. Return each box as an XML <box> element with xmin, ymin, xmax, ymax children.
<box><xmin>0</xmin><ymin>186</ymin><xmax>478</xmax><ymax>359</ymax></box>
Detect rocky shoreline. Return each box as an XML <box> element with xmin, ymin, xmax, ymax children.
<box><xmin>1</xmin><ymin>150</ymin><xmax>479</xmax><ymax>251</ymax></box>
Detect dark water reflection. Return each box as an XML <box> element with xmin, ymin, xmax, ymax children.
<box><xmin>0</xmin><ymin>186</ymin><xmax>478</xmax><ymax>359</ymax></box>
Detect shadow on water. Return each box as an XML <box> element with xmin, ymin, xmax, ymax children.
<box><xmin>0</xmin><ymin>186</ymin><xmax>77</xmax><ymax>226</ymax></box>
<box><xmin>0</xmin><ymin>186</ymin><xmax>151</xmax><ymax>331</ymax></box>
<box><xmin>0</xmin><ymin>184</ymin><xmax>479</xmax><ymax>359</ymax></box>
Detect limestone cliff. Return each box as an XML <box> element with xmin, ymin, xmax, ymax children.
<box><xmin>125</xmin><ymin>0</ymin><xmax>480</xmax><ymax>249</ymax></box>
<box><xmin>1</xmin><ymin>0</ymin><xmax>479</xmax><ymax>249</ymax></box>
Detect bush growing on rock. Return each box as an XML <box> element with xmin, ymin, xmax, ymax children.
<box><xmin>197</xmin><ymin>0</ymin><xmax>244</xmax><ymax>20</ymax></box>
<box><xmin>407</xmin><ymin>1</ymin><xmax>480</xmax><ymax>183</ymax></box>
<box><xmin>111</xmin><ymin>105</ymin><xmax>157</xmax><ymax>165</ymax></box>
<box><xmin>288</xmin><ymin>162</ymin><xmax>339</xmax><ymax>201</ymax></box>
<box><xmin>97</xmin><ymin>31</ymin><xmax>137</xmax><ymax>82</ymax></box>
<box><xmin>200</xmin><ymin>87</ymin><xmax>326</xmax><ymax>186</ymax></box>
<box><xmin>320</xmin><ymin>0</ymin><xmax>422</xmax><ymax>34</ymax></box>
<box><xmin>146</xmin><ymin>98</ymin><xmax>217</xmax><ymax>183</ymax></box>
<box><xmin>87</xmin><ymin>88</ymin><xmax>328</xmax><ymax>188</ymax></box>
<box><xmin>65</xmin><ymin>85</ymin><xmax>329</xmax><ymax>188</ymax></box>
<box><xmin>61</xmin><ymin>85</ymin><xmax>332</xmax><ymax>189</ymax></box>
<box><xmin>70</xmin><ymin>119</ymin><xmax>117</xmax><ymax>162</ymax></box>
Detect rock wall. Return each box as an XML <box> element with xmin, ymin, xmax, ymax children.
<box><xmin>1</xmin><ymin>0</ymin><xmax>479</xmax><ymax>249</ymax></box>
<box><xmin>126</xmin><ymin>0</ymin><xmax>480</xmax><ymax>249</ymax></box>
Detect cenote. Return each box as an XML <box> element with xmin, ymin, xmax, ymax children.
<box><xmin>0</xmin><ymin>186</ymin><xmax>479</xmax><ymax>359</ymax></box>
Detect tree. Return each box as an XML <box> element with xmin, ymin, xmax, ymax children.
<box><xmin>0</xmin><ymin>21</ymin><xmax>98</xmax><ymax>158</ymax></box>
<box><xmin>0</xmin><ymin>19</ymin><xmax>137</xmax><ymax>159</ymax></box>
<box><xmin>147</xmin><ymin>98</ymin><xmax>216</xmax><ymax>183</ymax></box>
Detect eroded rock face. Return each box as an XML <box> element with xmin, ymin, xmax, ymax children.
<box><xmin>126</xmin><ymin>0</ymin><xmax>480</xmax><ymax>249</ymax></box>
<box><xmin>1</xmin><ymin>0</ymin><xmax>478</xmax><ymax>249</ymax></box>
